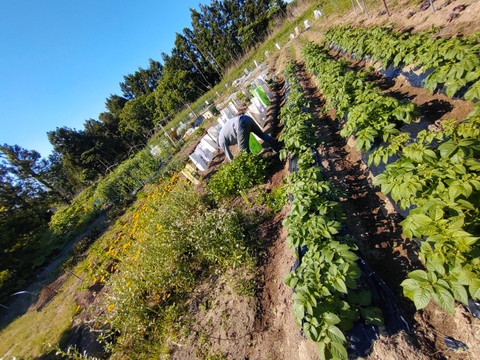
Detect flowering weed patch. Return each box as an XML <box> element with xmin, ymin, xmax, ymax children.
<box><xmin>85</xmin><ymin>175</ymin><xmax>255</xmax><ymax>357</ymax></box>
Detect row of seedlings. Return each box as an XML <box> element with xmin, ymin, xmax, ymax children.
<box><xmin>280</xmin><ymin>61</ymin><xmax>383</xmax><ymax>360</ymax></box>
<box><xmin>302</xmin><ymin>42</ymin><xmax>480</xmax><ymax>314</ymax></box>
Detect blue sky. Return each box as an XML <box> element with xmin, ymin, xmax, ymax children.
<box><xmin>0</xmin><ymin>0</ymin><xmax>203</xmax><ymax>158</ymax></box>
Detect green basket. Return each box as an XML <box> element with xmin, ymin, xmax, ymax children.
<box><xmin>249</xmin><ymin>133</ymin><xmax>262</xmax><ymax>154</ymax></box>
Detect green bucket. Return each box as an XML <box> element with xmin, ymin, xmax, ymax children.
<box><xmin>249</xmin><ymin>133</ymin><xmax>262</xmax><ymax>154</ymax></box>
<box><xmin>251</xmin><ymin>86</ymin><xmax>271</xmax><ymax>107</ymax></box>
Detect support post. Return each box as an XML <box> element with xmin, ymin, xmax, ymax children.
<box><xmin>381</xmin><ymin>0</ymin><xmax>391</xmax><ymax>16</ymax></box>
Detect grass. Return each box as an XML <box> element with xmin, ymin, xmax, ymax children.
<box><xmin>0</xmin><ymin>275</ymin><xmax>79</xmax><ymax>358</ymax></box>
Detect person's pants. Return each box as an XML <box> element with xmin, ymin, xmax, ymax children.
<box><xmin>237</xmin><ymin>115</ymin><xmax>279</xmax><ymax>153</ymax></box>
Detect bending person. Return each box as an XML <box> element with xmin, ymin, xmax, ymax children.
<box><xmin>218</xmin><ymin>114</ymin><xmax>279</xmax><ymax>162</ymax></box>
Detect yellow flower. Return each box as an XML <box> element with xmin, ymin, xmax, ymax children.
<box><xmin>107</xmin><ymin>304</ymin><xmax>115</xmax><ymax>311</ymax></box>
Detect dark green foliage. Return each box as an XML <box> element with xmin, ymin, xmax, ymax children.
<box><xmin>120</xmin><ymin>59</ymin><xmax>163</xmax><ymax>100</ymax></box>
<box><xmin>281</xmin><ymin>63</ymin><xmax>383</xmax><ymax>360</ymax></box>
<box><xmin>302</xmin><ymin>43</ymin><xmax>417</xmax><ymax>152</ymax></box>
<box><xmin>207</xmin><ymin>153</ymin><xmax>268</xmax><ymax>200</ymax></box>
<box><xmin>324</xmin><ymin>25</ymin><xmax>480</xmax><ymax>101</ymax></box>
<box><xmin>307</xmin><ymin>28</ymin><xmax>480</xmax><ymax>313</ymax></box>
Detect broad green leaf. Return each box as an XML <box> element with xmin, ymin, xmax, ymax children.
<box><xmin>305</xmin><ymin>300</ymin><xmax>314</xmax><ymax>316</ymax></box>
<box><xmin>409</xmin><ymin>270</ymin><xmax>429</xmax><ymax>282</ymax></box>
<box><xmin>284</xmin><ymin>273</ymin><xmax>299</xmax><ymax>288</ymax></box>
<box><xmin>457</xmin><ymin>269</ymin><xmax>477</xmax><ymax>285</ymax></box>
<box><xmin>438</xmin><ymin>142</ymin><xmax>457</xmax><ymax>159</ymax></box>
<box><xmin>357</xmin><ymin>290</ymin><xmax>371</xmax><ymax>306</ymax></box>
<box><xmin>432</xmin><ymin>286</ymin><xmax>455</xmax><ymax>314</ymax></box>
<box><xmin>446</xmin><ymin>83</ymin><xmax>460</xmax><ymax>98</ymax></box>
<box><xmin>426</xmin><ymin>259</ymin><xmax>446</xmax><ymax>276</ymax></box>
<box><xmin>401</xmin><ymin>278</ymin><xmax>421</xmax><ymax>291</ymax></box>
<box><xmin>429</xmin><ymin>207</ymin><xmax>444</xmax><ymax>222</ymax></box>
<box><xmin>451</xmin><ymin>282</ymin><xmax>469</xmax><ymax>304</ymax></box>
<box><xmin>345</xmin><ymin>276</ymin><xmax>358</xmax><ymax>289</ymax></box>
<box><xmin>449</xmin><ymin>185</ymin><xmax>463</xmax><ymax>200</ymax></box>
<box><xmin>436</xmin><ymin>279</ymin><xmax>451</xmax><ymax>291</ymax></box>
<box><xmin>309</xmin><ymin>323</ymin><xmax>320</xmax><ymax>341</ymax></box>
<box><xmin>317</xmin><ymin>341</ymin><xmax>327</xmax><ymax>360</ymax></box>
<box><xmin>340</xmin><ymin>250</ymin><xmax>359</xmax><ymax>262</ymax></box>
<box><xmin>333</xmin><ymin>277</ymin><xmax>348</xmax><ymax>293</ymax></box>
<box><xmin>403</xmin><ymin>287</ymin><xmax>415</xmax><ymax>301</ymax></box>
<box><xmin>411</xmin><ymin>214</ymin><xmax>433</xmax><ymax>227</ymax></box>
<box><xmin>427</xmin><ymin>271</ymin><xmax>438</xmax><ymax>283</ymax></box>
<box><xmin>328</xmin><ymin>341</ymin><xmax>348</xmax><ymax>360</ymax></box>
<box><xmin>327</xmin><ymin>324</ymin><xmax>346</xmax><ymax>344</ymax></box>
<box><xmin>360</xmin><ymin>306</ymin><xmax>384</xmax><ymax>326</ymax></box>
<box><xmin>469</xmin><ymin>279</ymin><xmax>480</xmax><ymax>299</ymax></box>
<box><xmin>416</xmin><ymin>224</ymin><xmax>438</xmax><ymax>236</ymax></box>
<box><xmin>413</xmin><ymin>287</ymin><xmax>432</xmax><ymax>309</ymax></box>
<box><xmin>324</xmin><ymin>312</ymin><xmax>341</xmax><ymax>325</ymax></box>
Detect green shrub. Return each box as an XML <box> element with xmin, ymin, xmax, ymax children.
<box><xmin>207</xmin><ymin>153</ymin><xmax>268</xmax><ymax>200</ymax></box>
<box><xmin>49</xmin><ymin>185</ymin><xmax>100</xmax><ymax>238</ymax></box>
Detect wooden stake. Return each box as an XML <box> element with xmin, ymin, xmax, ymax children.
<box><xmin>382</xmin><ymin>0</ymin><xmax>391</xmax><ymax>16</ymax></box>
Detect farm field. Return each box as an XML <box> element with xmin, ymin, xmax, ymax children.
<box><xmin>1</xmin><ymin>0</ymin><xmax>480</xmax><ymax>359</ymax></box>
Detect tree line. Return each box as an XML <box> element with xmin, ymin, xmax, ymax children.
<box><xmin>0</xmin><ymin>0</ymin><xmax>287</xmax><ymax>302</ymax></box>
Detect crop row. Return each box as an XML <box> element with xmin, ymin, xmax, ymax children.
<box><xmin>281</xmin><ymin>62</ymin><xmax>382</xmax><ymax>360</ymax></box>
<box><xmin>302</xmin><ymin>43</ymin><xmax>417</xmax><ymax>153</ymax></box>
<box><xmin>301</xmin><ymin>42</ymin><xmax>480</xmax><ymax>314</ymax></box>
<box><xmin>324</xmin><ymin>25</ymin><xmax>480</xmax><ymax>101</ymax></box>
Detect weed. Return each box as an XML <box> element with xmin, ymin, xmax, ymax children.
<box><xmin>92</xmin><ymin>177</ymin><xmax>255</xmax><ymax>357</ymax></box>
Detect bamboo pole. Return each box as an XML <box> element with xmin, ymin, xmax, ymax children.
<box><xmin>355</xmin><ymin>0</ymin><xmax>365</xmax><ymax>13</ymax></box>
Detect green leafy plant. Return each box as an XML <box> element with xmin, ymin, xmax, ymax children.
<box><xmin>94</xmin><ymin>177</ymin><xmax>255</xmax><ymax>356</ymax></box>
<box><xmin>278</xmin><ymin>62</ymin><xmax>318</xmax><ymax>162</ymax></box>
<box><xmin>303</xmin><ymin>33</ymin><xmax>480</xmax><ymax>316</ymax></box>
<box><xmin>324</xmin><ymin>25</ymin><xmax>480</xmax><ymax>102</ymax></box>
<box><xmin>280</xmin><ymin>64</ymin><xmax>382</xmax><ymax>360</ymax></box>
<box><xmin>302</xmin><ymin>43</ymin><xmax>417</xmax><ymax>152</ymax></box>
<box><xmin>207</xmin><ymin>152</ymin><xmax>268</xmax><ymax>200</ymax></box>
<box><xmin>372</xmin><ymin>130</ymin><xmax>480</xmax><ymax>312</ymax></box>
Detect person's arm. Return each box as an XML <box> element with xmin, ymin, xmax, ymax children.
<box><xmin>219</xmin><ymin>137</ymin><xmax>234</xmax><ymax>162</ymax></box>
